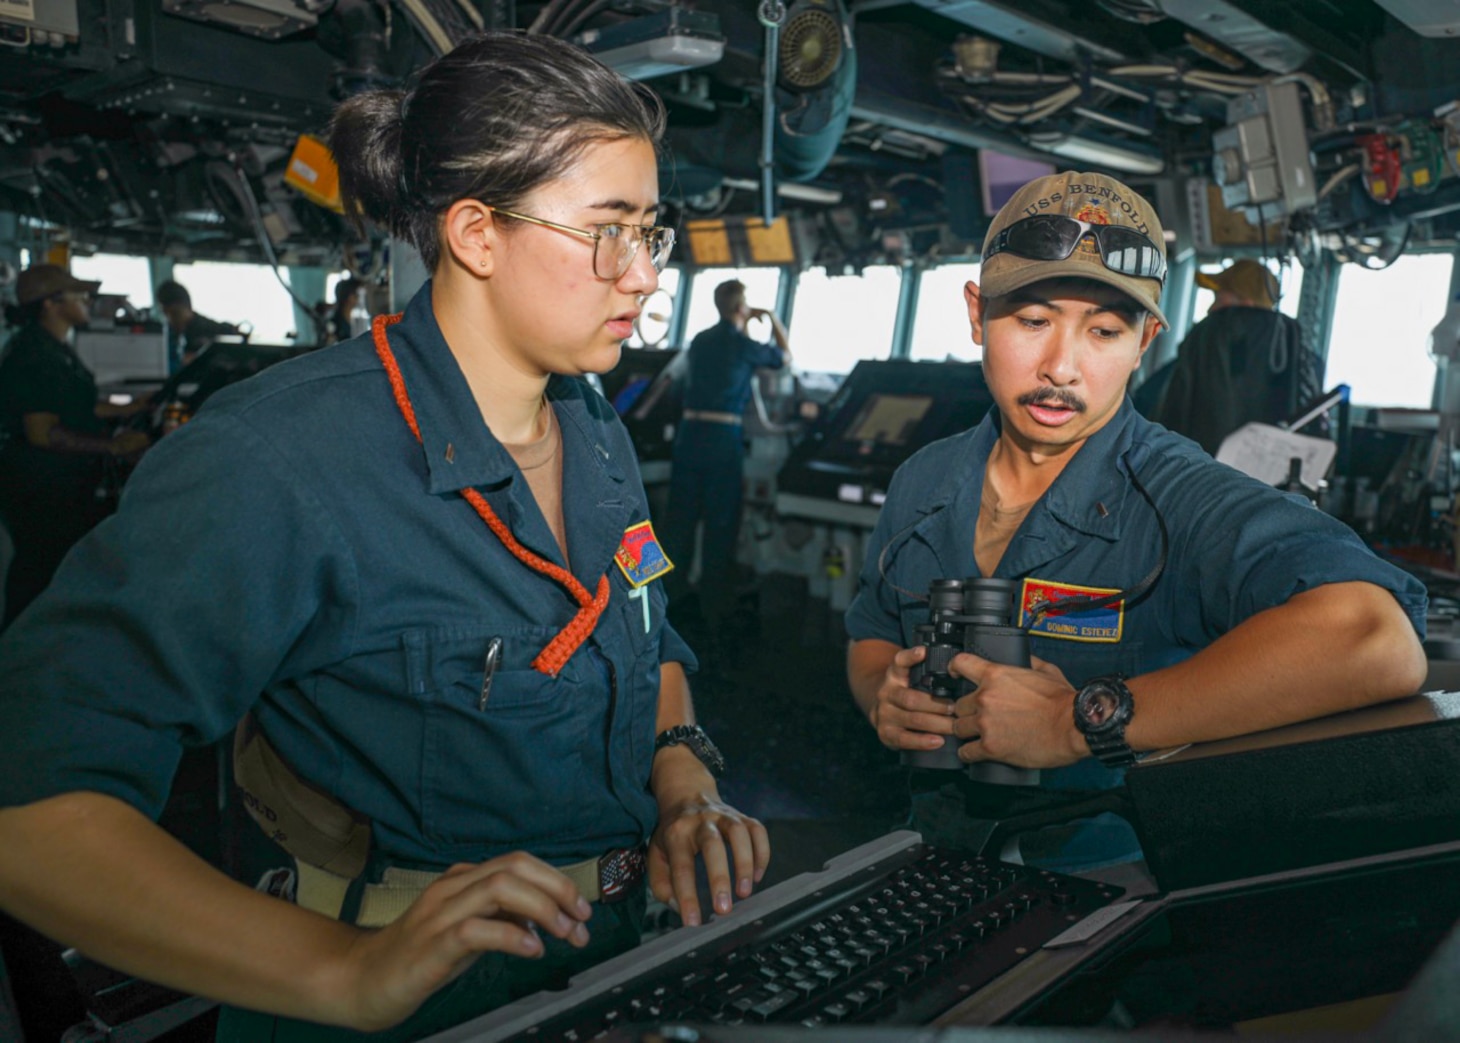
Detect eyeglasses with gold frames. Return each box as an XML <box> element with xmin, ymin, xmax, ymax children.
<box><xmin>484</xmin><ymin>206</ymin><xmax>675</xmax><ymax>281</ymax></box>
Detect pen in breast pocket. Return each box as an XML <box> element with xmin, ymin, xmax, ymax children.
<box><xmin>479</xmin><ymin>637</ymin><xmax>503</xmax><ymax>711</ymax></box>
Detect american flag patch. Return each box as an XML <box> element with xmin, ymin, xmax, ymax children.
<box><xmin>599</xmin><ymin>846</ymin><xmax>647</xmax><ymax>903</ymax></box>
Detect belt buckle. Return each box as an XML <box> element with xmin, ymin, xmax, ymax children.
<box><xmin>597</xmin><ymin>845</ymin><xmax>646</xmax><ymax>904</ymax></box>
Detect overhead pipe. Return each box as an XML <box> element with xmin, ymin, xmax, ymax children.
<box><xmin>758</xmin><ymin>0</ymin><xmax>786</xmax><ymax>226</ymax></box>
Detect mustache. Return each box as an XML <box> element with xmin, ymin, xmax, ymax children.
<box><xmin>1017</xmin><ymin>387</ymin><xmax>1087</xmax><ymax>412</ymax></box>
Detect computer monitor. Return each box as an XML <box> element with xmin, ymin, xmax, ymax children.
<box><xmin>980</xmin><ymin>149</ymin><xmax>1059</xmax><ymax>217</ymax></box>
<box><xmin>1010</xmin><ymin>844</ymin><xmax>1460</xmax><ymax>1034</ymax></box>
<box><xmin>87</xmin><ymin>294</ymin><xmax>142</xmax><ymax>329</ymax></box>
<box><xmin>776</xmin><ymin>359</ymin><xmax>997</xmax><ymax>517</ymax></box>
<box><xmin>841</xmin><ymin>392</ymin><xmax>935</xmax><ymax>447</ymax></box>
<box><xmin>595</xmin><ymin>347</ymin><xmax>684</xmax><ymax>464</ymax></box>
<box><xmin>599</xmin><ymin>347</ymin><xmax>680</xmax><ymax>417</ymax></box>
<box><xmin>74</xmin><ymin>329</ymin><xmax>169</xmax><ymax>385</ymax></box>
<box><xmin>1345</xmin><ymin>426</ymin><xmax>1429</xmax><ymax>491</ymax></box>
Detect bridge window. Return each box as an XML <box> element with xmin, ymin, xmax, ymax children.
<box><xmin>790</xmin><ymin>264</ymin><xmax>903</xmax><ymax>374</ymax></box>
<box><xmin>1326</xmin><ymin>253</ymin><xmax>1453</xmax><ymax>408</ymax></box>
<box><xmin>908</xmin><ymin>263</ymin><xmax>982</xmax><ymax>363</ymax></box>
<box><xmin>170</xmin><ymin>261</ymin><xmax>300</xmax><ymax>345</ymax></box>
<box><xmin>70</xmin><ymin>253</ymin><xmax>156</xmax><ymax>311</ymax></box>
<box><xmin>681</xmin><ymin>267</ymin><xmax>784</xmax><ymax>350</ymax></box>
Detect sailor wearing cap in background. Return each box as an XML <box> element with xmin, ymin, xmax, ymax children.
<box><xmin>844</xmin><ymin>171</ymin><xmax>1428</xmax><ymax>873</ymax></box>
<box><xmin>0</xmin><ymin>264</ymin><xmax>151</xmax><ymax>628</ymax></box>
<box><xmin>1147</xmin><ymin>258</ymin><xmax>1324</xmax><ymax>455</ymax></box>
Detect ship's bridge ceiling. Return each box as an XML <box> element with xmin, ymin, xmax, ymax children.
<box><xmin>2</xmin><ymin>0</ymin><xmax>1460</xmax><ymax>268</ymax></box>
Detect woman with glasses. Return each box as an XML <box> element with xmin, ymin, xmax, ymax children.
<box><xmin>0</xmin><ymin>33</ymin><xmax>768</xmax><ymax>1041</ymax></box>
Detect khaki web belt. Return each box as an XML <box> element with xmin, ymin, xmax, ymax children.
<box><xmin>292</xmin><ymin>855</ymin><xmax>622</xmax><ymax>928</ymax></box>
<box><xmin>234</xmin><ymin>716</ymin><xmax>644</xmax><ymax>928</ymax></box>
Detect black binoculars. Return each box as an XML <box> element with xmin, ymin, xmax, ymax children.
<box><xmin>903</xmin><ymin>577</ymin><xmax>1041</xmax><ymax>786</ymax></box>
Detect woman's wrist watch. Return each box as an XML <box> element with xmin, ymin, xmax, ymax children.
<box><xmin>654</xmin><ymin>724</ymin><xmax>725</xmax><ymax>777</ymax></box>
<box><xmin>1073</xmin><ymin>676</ymin><xmax>1138</xmax><ymax>768</ymax></box>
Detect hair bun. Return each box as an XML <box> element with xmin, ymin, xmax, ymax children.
<box><xmin>328</xmin><ymin>88</ymin><xmax>411</xmax><ymax>234</ymax></box>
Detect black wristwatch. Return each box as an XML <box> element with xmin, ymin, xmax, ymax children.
<box><xmin>1073</xmin><ymin>676</ymin><xmax>1138</xmax><ymax>768</ymax></box>
<box><xmin>654</xmin><ymin>724</ymin><xmax>726</xmax><ymax>777</ymax></box>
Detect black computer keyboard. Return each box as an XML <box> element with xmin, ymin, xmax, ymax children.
<box><xmin>435</xmin><ymin>831</ymin><xmax>1126</xmax><ymax>1042</ymax></box>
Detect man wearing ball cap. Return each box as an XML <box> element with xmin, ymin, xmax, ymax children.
<box><xmin>845</xmin><ymin>170</ymin><xmax>1427</xmax><ymax>871</ymax></box>
<box><xmin>1151</xmin><ymin>258</ymin><xmax>1322</xmax><ymax>455</ymax></box>
<box><xmin>0</xmin><ymin>264</ymin><xmax>152</xmax><ymax>626</ymax></box>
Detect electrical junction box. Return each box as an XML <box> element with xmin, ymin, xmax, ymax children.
<box><xmin>160</xmin><ymin>0</ymin><xmax>328</xmax><ymax>40</ymax></box>
<box><xmin>574</xmin><ymin>7</ymin><xmax>724</xmax><ymax>81</ymax></box>
<box><xmin>284</xmin><ymin>134</ymin><xmax>343</xmax><ymax>213</ymax></box>
<box><xmin>0</xmin><ymin>0</ymin><xmax>79</xmax><ymax>39</ymax></box>
<box><xmin>1211</xmin><ymin>80</ymin><xmax>1317</xmax><ymax>222</ymax></box>
<box><xmin>1372</xmin><ymin>0</ymin><xmax>1460</xmax><ymax>38</ymax></box>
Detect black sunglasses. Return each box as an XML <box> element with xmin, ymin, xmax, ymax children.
<box><xmin>984</xmin><ymin>214</ymin><xmax>1167</xmax><ymax>285</ymax></box>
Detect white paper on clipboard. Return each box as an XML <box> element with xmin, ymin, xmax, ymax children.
<box><xmin>1215</xmin><ymin>422</ymin><xmax>1337</xmax><ymax>488</ymax></box>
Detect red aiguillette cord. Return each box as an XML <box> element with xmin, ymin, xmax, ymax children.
<box><xmin>372</xmin><ymin>313</ymin><xmax>609</xmax><ymax>676</ymax></box>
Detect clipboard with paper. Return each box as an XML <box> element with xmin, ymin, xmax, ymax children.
<box><xmin>1215</xmin><ymin>422</ymin><xmax>1338</xmax><ymax>489</ymax></box>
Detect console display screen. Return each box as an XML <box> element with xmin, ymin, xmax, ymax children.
<box><xmin>842</xmin><ymin>393</ymin><xmax>935</xmax><ymax>447</ymax></box>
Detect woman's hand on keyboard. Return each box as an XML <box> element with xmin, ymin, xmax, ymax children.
<box><xmin>337</xmin><ymin>852</ymin><xmax>593</xmax><ymax>1032</ymax></box>
<box><xmin>648</xmin><ymin>748</ymin><xmax>772</xmax><ymax>927</ymax></box>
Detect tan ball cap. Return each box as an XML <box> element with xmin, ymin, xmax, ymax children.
<box><xmin>980</xmin><ymin>170</ymin><xmax>1168</xmax><ymax>328</ymax></box>
<box><xmin>1194</xmin><ymin>258</ymin><xmax>1279</xmax><ymax>310</ymax></box>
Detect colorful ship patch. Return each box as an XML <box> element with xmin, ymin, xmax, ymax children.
<box><xmin>1020</xmin><ymin>577</ymin><xmax>1124</xmax><ymax>643</ymax></box>
<box><xmin>614</xmin><ymin>520</ymin><xmax>673</xmax><ymax>587</ymax></box>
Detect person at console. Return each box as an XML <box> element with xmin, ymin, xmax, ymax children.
<box><xmin>0</xmin><ymin>33</ymin><xmax>768</xmax><ymax>1041</ymax></box>
<box><xmin>845</xmin><ymin>170</ymin><xmax>1428</xmax><ymax>872</ymax></box>
<box><xmin>0</xmin><ymin>264</ymin><xmax>151</xmax><ymax>629</ymax></box>
<box><xmin>155</xmin><ymin>279</ymin><xmax>241</xmax><ymax>372</ymax></box>
<box><xmin>326</xmin><ymin>276</ymin><xmax>365</xmax><ymax>345</ymax></box>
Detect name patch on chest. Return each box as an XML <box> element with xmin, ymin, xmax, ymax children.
<box><xmin>1019</xmin><ymin>578</ymin><xmax>1124</xmax><ymax>643</ymax></box>
<box><xmin>614</xmin><ymin>520</ymin><xmax>674</xmax><ymax>588</ymax></box>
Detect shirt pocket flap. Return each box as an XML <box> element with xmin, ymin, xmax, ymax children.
<box><xmin>404</xmin><ymin>624</ymin><xmax>579</xmax><ymax>711</ymax></box>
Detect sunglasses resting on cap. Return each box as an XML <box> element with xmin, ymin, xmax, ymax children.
<box><xmin>983</xmin><ymin>213</ymin><xmax>1168</xmax><ymax>284</ymax></box>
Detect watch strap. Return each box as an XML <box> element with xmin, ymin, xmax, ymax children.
<box><xmin>1084</xmin><ymin>731</ymin><xmax>1138</xmax><ymax>768</ymax></box>
<box><xmin>654</xmin><ymin>724</ymin><xmax>725</xmax><ymax>777</ymax></box>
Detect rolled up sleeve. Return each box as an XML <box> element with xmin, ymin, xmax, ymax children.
<box><xmin>0</xmin><ymin>411</ymin><xmax>357</xmax><ymax>819</ymax></box>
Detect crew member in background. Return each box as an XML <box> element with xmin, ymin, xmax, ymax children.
<box><xmin>846</xmin><ymin>172</ymin><xmax>1426</xmax><ymax>873</ymax></box>
<box><xmin>663</xmin><ymin>279</ymin><xmax>790</xmax><ymax>628</ymax></box>
<box><xmin>0</xmin><ymin>264</ymin><xmax>151</xmax><ymax>1040</ymax></box>
<box><xmin>328</xmin><ymin>276</ymin><xmax>365</xmax><ymax>344</ymax></box>
<box><xmin>0</xmin><ymin>264</ymin><xmax>150</xmax><ymax>629</ymax></box>
<box><xmin>1147</xmin><ymin>258</ymin><xmax>1323</xmax><ymax>454</ymax></box>
<box><xmin>156</xmin><ymin>278</ymin><xmax>240</xmax><ymax>372</ymax></box>
<box><xmin>0</xmin><ymin>33</ymin><xmax>768</xmax><ymax>1042</ymax></box>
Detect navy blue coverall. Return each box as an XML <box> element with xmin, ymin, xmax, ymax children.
<box><xmin>846</xmin><ymin>400</ymin><xmax>1427</xmax><ymax>871</ymax></box>
<box><xmin>0</xmin><ymin>284</ymin><xmax>696</xmax><ymax>1038</ymax></box>
<box><xmin>663</xmin><ymin>319</ymin><xmax>785</xmax><ymax>616</ymax></box>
